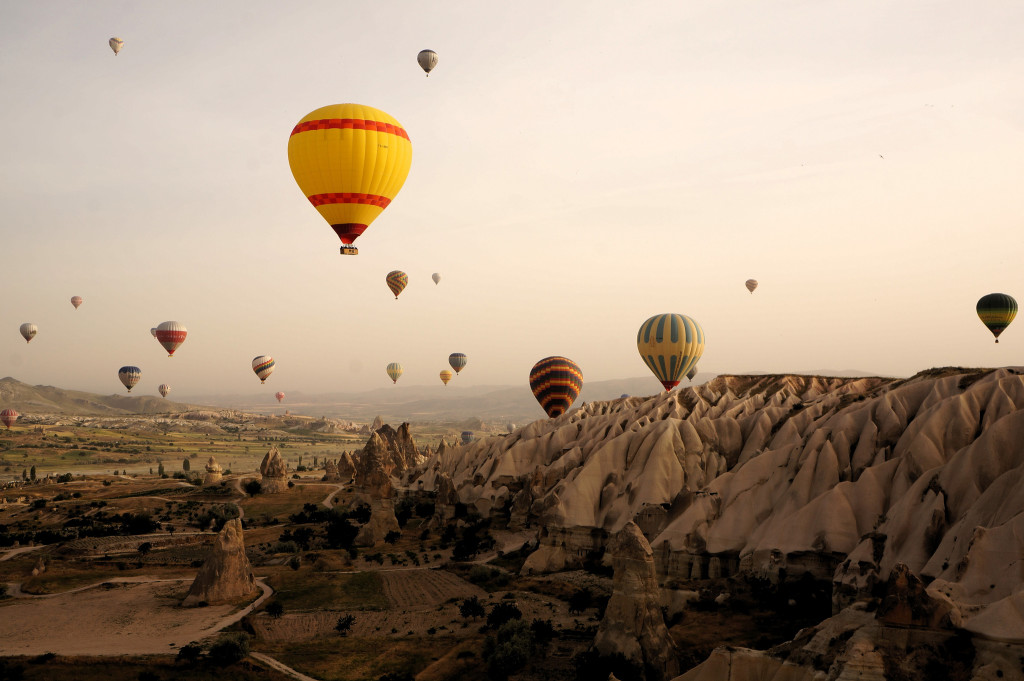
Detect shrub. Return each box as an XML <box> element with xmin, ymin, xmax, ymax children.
<box><xmin>568</xmin><ymin>588</ymin><xmax>593</xmax><ymax>614</ymax></box>
<box><xmin>459</xmin><ymin>596</ymin><xmax>485</xmax><ymax>619</ymax></box>
<box><xmin>266</xmin><ymin>601</ymin><xmax>284</xmax><ymax>618</ymax></box>
<box><xmin>335</xmin><ymin>614</ymin><xmax>355</xmax><ymax>636</ymax></box>
<box><xmin>384</xmin><ymin>530</ymin><xmax>401</xmax><ymax>544</ymax></box>
<box><xmin>483</xmin><ymin>620</ymin><xmax>533</xmax><ymax>679</ymax></box>
<box><xmin>244</xmin><ymin>480</ymin><xmax>262</xmax><ymax>496</ymax></box>
<box><xmin>207</xmin><ymin>632</ymin><xmax>250</xmax><ymax>666</ymax></box>
<box><xmin>176</xmin><ymin>642</ymin><xmax>202</xmax><ymax>664</ymax></box>
<box><xmin>487</xmin><ymin>601</ymin><xmax>522</xmax><ymax>628</ymax></box>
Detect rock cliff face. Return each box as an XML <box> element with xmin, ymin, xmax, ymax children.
<box><xmin>259</xmin><ymin>445</ymin><xmax>288</xmax><ymax>493</ymax></box>
<box><xmin>410</xmin><ymin>367</ymin><xmax>1024</xmax><ymax>644</ymax></box>
<box><xmin>182</xmin><ymin>518</ymin><xmax>258</xmax><ymax>606</ymax></box>
<box><xmin>595</xmin><ymin>522</ymin><xmax>679</xmax><ymax>681</ymax></box>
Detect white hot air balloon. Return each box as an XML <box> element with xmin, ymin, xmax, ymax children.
<box><xmin>158</xmin><ymin>384</ymin><xmax>171</xmax><ymax>398</ymax></box>
<box><xmin>19</xmin><ymin>323</ymin><xmax>37</xmax><ymax>343</ymax></box>
<box><xmin>109</xmin><ymin>37</ymin><xmax>124</xmax><ymax>55</ymax></box>
<box><xmin>417</xmin><ymin>49</ymin><xmax>438</xmax><ymax>76</ymax></box>
<box><xmin>432</xmin><ymin>273</ymin><xmax>441</xmax><ymax>285</ymax></box>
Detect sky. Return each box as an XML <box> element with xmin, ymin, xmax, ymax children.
<box><xmin>0</xmin><ymin>0</ymin><xmax>1022</xmax><ymax>399</ymax></box>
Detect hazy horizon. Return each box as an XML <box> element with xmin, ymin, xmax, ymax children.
<box><xmin>2</xmin><ymin>1</ymin><xmax>1022</xmax><ymax>398</ymax></box>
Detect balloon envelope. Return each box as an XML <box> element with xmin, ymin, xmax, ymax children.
<box><xmin>687</xmin><ymin>365</ymin><xmax>699</xmax><ymax>381</ymax></box>
<box><xmin>118</xmin><ymin>366</ymin><xmax>141</xmax><ymax>392</ymax></box>
<box><xmin>386</xmin><ymin>270</ymin><xmax>408</xmax><ymax>299</ymax></box>
<box><xmin>19</xmin><ymin>323</ymin><xmax>37</xmax><ymax>343</ymax></box>
<box><xmin>155</xmin><ymin>321</ymin><xmax>187</xmax><ymax>357</ymax></box>
<box><xmin>449</xmin><ymin>353</ymin><xmax>467</xmax><ymax>374</ymax></box>
<box><xmin>150</xmin><ymin>327</ymin><xmax>157</xmax><ymax>338</ymax></box>
<box><xmin>275</xmin><ymin>391</ymin><xmax>285</xmax><ymax>403</ymax></box>
<box><xmin>637</xmin><ymin>313</ymin><xmax>704</xmax><ymax>391</ymax></box>
<box><xmin>440</xmin><ymin>370</ymin><xmax>453</xmax><ymax>385</ymax></box>
<box><xmin>529</xmin><ymin>356</ymin><xmax>583</xmax><ymax>418</ymax></box>
<box><xmin>977</xmin><ymin>293</ymin><xmax>1018</xmax><ymax>343</ymax></box>
<box><xmin>0</xmin><ymin>409</ymin><xmax>19</xmax><ymax>429</ymax></box>
<box><xmin>109</xmin><ymin>37</ymin><xmax>123</xmax><ymax>55</ymax></box>
<box><xmin>417</xmin><ymin>49</ymin><xmax>438</xmax><ymax>75</ymax></box>
<box><xmin>461</xmin><ymin>431</ymin><xmax>474</xmax><ymax>445</ymax></box>
<box><xmin>252</xmin><ymin>356</ymin><xmax>275</xmax><ymax>383</ymax></box>
<box><xmin>287</xmin><ymin>104</ymin><xmax>412</xmax><ymax>254</ymax></box>
<box><xmin>70</xmin><ymin>296</ymin><xmax>83</xmax><ymax>309</ymax></box>
<box><xmin>432</xmin><ymin>273</ymin><xmax>441</xmax><ymax>285</ymax></box>
<box><xmin>158</xmin><ymin>384</ymin><xmax>170</xmax><ymax>398</ymax></box>
<box><xmin>387</xmin><ymin>362</ymin><xmax>403</xmax><ymax>384</ymax></box>
<box><xmin>745</xmin><ymin>279</ymin><xmax>758</xmax><ymax>293</ymax></box>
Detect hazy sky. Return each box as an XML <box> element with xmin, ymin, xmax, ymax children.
<box><xmin>1</xmin><ymin>1</ymin><xmax>1022</xmax><ymax>398</ymax></box>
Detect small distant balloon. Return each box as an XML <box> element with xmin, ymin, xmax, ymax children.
<box><xmin>432</xmin><ymin>273</ymin><xmax>441</xmax><ymax>285</ymax></box>
<box><xmin>109</xmin><ymin>37</ymin><xmax>123</xmax><ymax>55</ymax></box>
<box><xmin>118</xmin><ymin>366</ymin><xmax>141</xmax><ymax>392</ymax></box>
<box><xmin>0</xmin><ymin>409</ymin><xmax>19</xmax><ymax>429</ymax></box>
<box><xmin>158</xmin><ymin>384</ymin><xmax>171</xmax><ymax>398</ymax></box>
<box><xmin>529</xmin><ymin>356</ymin><xmax>583</xmax><ymax>418</ymax></box>
<box><xmin>440</xmin><ymin>369</ymin><xmax>453</xmax><ymax>385</ymax></box>
<box><xmin>417</xmin><ymin>49</ymin><xmax>438</xmax><ymax>76</ymax></box>
<box><xmin>19</xmin><ymin>323</ymin><xmax>37</xmax><ymax>343</ymax></box>
<box><xmin>387</xmin><ymin>362</ymin><xmax>403</xmax><ymax>384</ymax></box>
<box><xmin>155</xmin><ymin>321</ymin><xmax>187</xmax><ymax>357</ymax></box>
<box><xmin>687</xmin><ymin>365</ymin><xmax>699</xmax><ymax>381</ymax></box>
<box><xmin>70</xmin><ymin>296</ymin><xmax>83</xmax><ymax>310</ymax></box>
<box><xmin>150</xmin><ymin>327</ymin><xmax>157</xmax><ymax>338</ymax></box>
<box><xmin>506</xmin><ymin>423</ymin><xmax>516</xmax><ymax>433</ymax></box>
<box><xmin>620</xmin><ymin>394</ymin><xmax>630</xmax><ymax>399</ymax></box>
<box><xmin>977</xmin><ymin>293</ymin><xmax>1018</xmax><ymax>343</ymax></box>
<box><xmin>386</xmin><ymin>270</ymin><xmax>408</xmax><ymax>299</ymax></box>
<box><xmin>461</xmin><ymin>431</ymin><xmax>474</xmax><ymax>445</ymax></box>
<box><xmin>449</xmin><ymin>353</ymin><xmax>467</xmax><ymax>374</ymax></box>
<box><xmin>252</xmin><ymin>356</ymin><xmax>275</xmax><ymax>383</ymax></box>
<box><xmin>745</xmin><ymin>279</ymin><xmax>758</xmax><ymax>294</ymax></box>
<box><xmin>275</xmin><ymin>391</ymin><xmax>285</xmax><ymax>403</ymax></box>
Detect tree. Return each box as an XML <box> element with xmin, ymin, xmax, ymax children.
<box><xmin>207</xmin><ymin>632</ymin><xmax>250</xmax><ymax>667</ymax></box>
<box><xmin>182</xmin><ymin>458</ymin><xmax>190</xmax><ymax>472</ymax></box>
<box><xmin>459</xmin><ymin>596</ymin><xmax>485</xmax><ymax>620</ymax></box>
<box><xmin>137</xmin><ymin>542</ymin><xmax>152</xmax><ymax>557</ymax></box>
<box><xmin>21</xmin><ymin>468</ymin><xmax>27</xmax><ymax>481</ymax></box>
<box><xmin>384</xmin><ymin>530</ymin><xmax>401</xmax><ymax>544</ymax></box>
<box><xmin>157</xmin><ymin>461</ymin><xmax>165</xmax><ymax>476</ymax></box>
<box><xmin>568</xmin><ymin>587</ymin><xmax>593</xmax><ymax>614</ymax></box>
<box><xmin>483</xmin><ymin>620</ymin><xmax>533</xmax><ymax>680</ymax></box>
<box><xmin>487</xmin><ymin>601</ymin><xmax>522</xmax><ymax>628</ymax></box>
<box><xmin>266</xmin><ymin>601</ymin><xmax>284</xmax><ymax>619</ymax></box>
<box><xmin>176</xmin><ymin>642</ymin><xmax>202</xmax><ymax>665</ymax></box>
<box><xmin>335</xmin><ymin>614</ymin><xmax>355</xmax><ymax>636</ymax></box>
<box><xmin>244</xmin><ymin>480</ymin><xmax>262</xmax><ymax>496</ymax></box>
<box><xmin>30</xmin><ymin>465</ymin><xmax>36</xmax><ymax>481</ymax></box>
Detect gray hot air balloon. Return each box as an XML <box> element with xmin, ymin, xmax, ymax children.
<box><xmin>19</xmin><ymin>323</ymin><xmax>37</xmax><ymax>343</ymax></box>
<box><xmin>686</xmin><ymin>365</ymin><xmax>699</xmax><ymax>381</ymax></box>
<box><xmin>109</xmin><ymin>37</ymin><xmax>124</xmax><ymax>55</ymax></box>
<box><xmin>745</xmin><ymin>279</ymin><xmax>758</xmax><ymax>294</ymax></box>
<box><xmin>158</xmin><ymin>384</ymin><xmax>171</xmax><ymax>398</ymax></box>
<box><xmin>417</xmin><ymin>49</ymin><xmax>438</xmax><ymax>76</ymax></box>
<box><xmin>432</xmin><ymin>272</ymin><xmax>441</xmax><ymax>285</ymax></box>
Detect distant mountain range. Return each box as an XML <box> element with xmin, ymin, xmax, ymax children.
<box><xmin>0</xmin><ymin>368</ymin><xmax>888</xmax><ymax>424</ymax></box>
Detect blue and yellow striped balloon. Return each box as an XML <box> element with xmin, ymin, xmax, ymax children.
<box><xmin>387</xmin><ymin>362</ymin><xmax>403</xmax><ymax>384</ymax></box>
<box><xmin>637</xmin><ymin>314</ymin><xmax>704</xmax><ymax>391</ymax></box>
<box><xmin>529</xmin><ymin>356</ymin><xmax>583</xmax><ymax>418</ymax></box>
<box><xmin>977</xmin><ymin>293</ymin><xmax>1017</xmax><ymax>343</ymax></box>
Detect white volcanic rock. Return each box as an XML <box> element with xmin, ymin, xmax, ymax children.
<box><xmin>182</xmin><ymin>519</ymin><xmax>258</xmax><ymax>606</ymax></box>
<box><xmin>595</xmin><ymin>522</ymin><xmax>679</xmax><ymax>680</ymax></box>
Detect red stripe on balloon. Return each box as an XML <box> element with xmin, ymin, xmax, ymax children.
<box><xmin>290</xmin><ymin>119</ymin><xmax>410</xmax><ymax>140</ymax></box>
<box><xmin>308</xmin><ymin>193</ymin><xmax>391</xmax><ymax>208</ymax></box>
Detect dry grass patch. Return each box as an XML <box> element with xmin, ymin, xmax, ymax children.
<box><xmin>0</xmin><ymin>655</ymin><xmax>290</xmax><ymax>681</ymax></box>
<box><xmin>239</xmin><ymin>486</ymin><xmax>326</xmax><ymax>519</ymax></box>
<box><xmin>256</xmin><ymin>636</ymin><xmax>461</xmax><ymax>681</ymax></box>
<box><xmin>263</xmin><ymin>567</ymin><xmax>386</xmax><ymax>611</ymax></box>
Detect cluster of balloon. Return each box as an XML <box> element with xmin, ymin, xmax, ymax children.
<box><xmin>386</xmin><ymin>270</ymin><xmax>408</xmax><ymax>299</ymax></box>
<box><xmin>275</xmin><ymin>391</ymin><xmax>285</xmax><ymax>403</ymax></box>
<box><xmin>432</xmin><ymin>273</ymin><xmax>441</xmax><ymax>285</ymax></box>
<box><xmin>417</xmin><ymin>49</ymin><xmax>438</xmax><ymax>76</ymax></box>
<box><xmin>387</xmin><ymin>362</ymin><xmax>403</xmax><ymax>384</ymax></box>
<box><xmin>529</xmin><ymin>356</ymin><xmax>583</xmax><ymax>418</ymax></box>
<box><xmin>977</xmin><ymin>293</ymin><xmax>1017</xmax><ymax>343</ymax></box>
<box><xmin>449</xmin><ymin>353</ymin><xmax>467</xmax><ymax>374</ymax></box>
<box><xmin>288</xmin><ymin>104</ymin><xmax>412</xmax><ymax>255</ymax></box>
<box><xmin>158</xmin><ymin>384</ymin><xmax>171</xmax><ymax>398</ymax></box>
<box><xmin>109</xmin><ymin>37</ymin><xmax>123</xmax><ymax>55</ymax></box>
<box><xmin>118</xmin><ymin>366</ymin><xmax>141</xmax><ymax>392</ymax></box>
<box><xmin>252</xmin><ymin>356</ymin><xmax>275</xmax><ymax>384</ymax></box>
<box><xmin>155</xmin><ymin>321</ymin><xmax>187</xmax><ymax>357</ymax></box>
<box><xmin>637</xmin><ymin>313</ymin><xmax>705</xmax><ymax>391</ymax></box>
<box><xmin>70</xmin><ymin>296</ymin><xmax>83</xmax><ymax>310</ymax></box>
<box><xmin>439</xmin><ymin>369</ymin><xmax>453</xmax><ymax>385</ymax></box>
<box><xmin>461</xmin><ymin>431</ymin><xmax>474</xmax><ymax>445</ymax></box>
<box><xmin>745</xmin><ymin>279</ymin><xmax>758</xmax><ymax>294</ymax></box>
<box><xmin>19</xmin><ymin>323</ymin><xmax>37</xmax><ymax>343</ymax></box>
<box><xmin>0</xmin><ymin>409</ymin><xmax>19</xmax><ymax>430</ymax></box>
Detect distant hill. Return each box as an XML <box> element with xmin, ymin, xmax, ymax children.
<box><xmin>0</xmin><ymin>377</ymin><xmax>203</xmax><ymax>415</ymax></box>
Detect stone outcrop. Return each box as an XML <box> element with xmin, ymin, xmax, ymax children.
<box><xmin>354</xmin><ymin>432</ymin><xmax>400</xmax><ymax>547</ymax></box>
<box><xmin>182</xmin><ymin>518</ymin><xmax>258</xmax><ymax>606</ymax></box>
<box><xmin>203</xmin><ymin>456</ymin><xmax>223</xmax><ymax>485</ymax></box>
<box><xmin>259</xmin><ymin>445</ymin><xmax>288</xmax><ymax>493</ymax></box>
<box><xmin>337</xmin><ymin>451</ymin><xmax>356</xmax><ymax>480</ymax></box>
<box><xmin>323</xmin><ymin>459</ymin><xmax>341</xmax><ymax>482</ymax></box>
<box><xmin>595</xmin><ymin>522</ymin><xmax>679</xmax><ymax>681</ymax></box>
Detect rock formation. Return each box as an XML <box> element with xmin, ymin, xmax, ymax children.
<box><xmin>595</xmin><ymin>522</ymin><xmax>679</xmax><ymax>681</ymax></box>
<box><xmin>323</xmin><ymin>459</ymin><xmax>341</xmax><ymax>482</ymax></box>
<box><xmin>182</xmin><ymin>518</ymin><xmax>259</xmax><ymax>606</ymax></box>
<box><xmin>259</xmin><ymin>445</ymin><xmax>288</xmax><ymax>493</ymax></box>
<box><xmin>371</xmin><ymin>422</ymin><xmax>422</xmax><ymax>474</ymax></box>
<box><xmin>354</xmin><ymin>432</ymin><xmax>400</xmax><ymax>547</ymax></box>
<box><xmin>203</xmin><ymin>456</ymin><xmax>223</xmax><ymax>485</ymax></box>
<box><xmin>337</xmin><ymin>451</ymin><xmax>356</xmax><ymax>480</ymax></box>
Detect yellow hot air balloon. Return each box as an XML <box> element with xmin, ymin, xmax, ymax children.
<box><xmin>287</xmin><ymin>104</ymin><xmax>413</xmax><ymax>255</ymax></box>
<box><xmin>440</xmin><ymin>369</ymin><xmax>453</xmax><ymax>385</ymax></box>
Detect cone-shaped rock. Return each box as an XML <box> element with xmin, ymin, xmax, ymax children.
<box><xmin>182</xmin><ymin>518</ymin><xmax>258</xmax><ymax>606</ymax></box>
<box><xmin>204</xmin><ymin>456</ymin><xmax>223</xmax><ymax>485</ymax></box>
<box><xmin>259</xmin><ymin>445</ymin><xmax>288</xmax><ymax>493</ymax></box>
<box><xmin>595</xmin><ymin>522</ymin><xmax>679</xmax><ymax>680</ymax></box>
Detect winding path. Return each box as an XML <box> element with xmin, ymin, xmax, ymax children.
<box><xmin>250</xmin><ymin>652</ymin><xmax>321</xmax><ymax>681</ymax></box>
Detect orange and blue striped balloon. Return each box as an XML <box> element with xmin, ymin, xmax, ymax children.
<box><xmin>637</xmin><ymin>313</ymin><xmax>704</xmax><ymax>391</ymax></box>
<box><xmin>529</xmin><ymin>356</ymin><xmax>583</xmax><ymax>418</ymax></box>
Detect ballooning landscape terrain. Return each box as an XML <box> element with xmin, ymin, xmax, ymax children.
<box><xmin>2</xmin><ymin>1</ymin><xmax>1024</xmax><ymax>680</ymax></box>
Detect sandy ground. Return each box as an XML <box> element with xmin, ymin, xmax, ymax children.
<box><xmin>0</xmin><ymin>576</ymin><xmax>270</xmax><ymax>655</ymax></box>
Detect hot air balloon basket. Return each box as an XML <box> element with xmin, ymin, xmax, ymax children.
<box><xmin>340</xmin><ymin>246</ymin><xmax>358</xmax><ymax>255</ymax></box>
